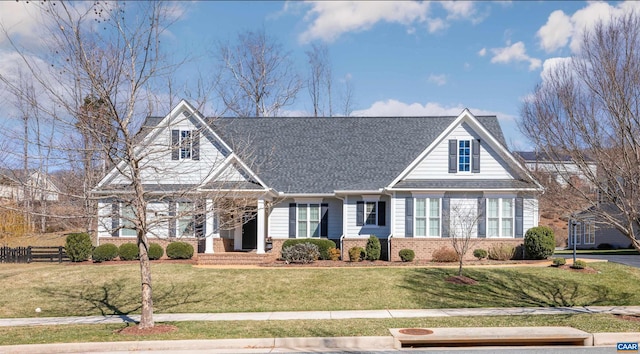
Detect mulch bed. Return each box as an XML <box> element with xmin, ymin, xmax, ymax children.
<box><xmin>115</xmin><ymin>324</ymin><xmax>178</xmax><ymax>336</ymax></box>
<box><xmin>615</xmin><ymin>315</ymin><xmax>640</xmax><ymax>322</ymax></box>
<box><xmin>554</xmin><ymin>264</ymin><xmax>599</xmax><ymax>274</ymax></box>
<box><xmin>445</xmin><ymin>275</ymin><xmax>478</xmax><ymax>285</ymax></box>
<box><xmin>262</xmin><ymin>259</ymin><xmax>549</xmax><ymax>267</ymax></box>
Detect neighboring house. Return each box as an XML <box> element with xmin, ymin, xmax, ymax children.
<box><xmin>94</xmin><ymin>100</ymin><xmax>541</xmax><ymax>261</ymax></box>
<box><xmin>567</xmin><ymin>207</ymin><xmax>635</xmax><ymax>249</ymax></box>
<box><xmin>514</xmin><ymin>151</ymin><xmax>596</xmax><ymax>189</ymax></box>
<box><xmin>0</xmin><ymin>169</ymin><xmax>60</xmax><ymax>203</ymax></box>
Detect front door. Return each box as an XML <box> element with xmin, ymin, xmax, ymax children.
<box><xmin>242</xmin><ymin>213</ymin><xmax>257</xmax><ymax>250</ymax></box>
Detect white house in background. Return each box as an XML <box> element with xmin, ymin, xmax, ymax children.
<box><xmin>93</xmin><ymin>100</ymin><xmax>541</xmax><ymax>261</ymax></box>
<box><xmin>514</xmin><ymin>151</ymin><xmax>597</xmax><ymax>189</ymax></box>
<box><xmin>0</xmin><ymin>170</ymin><xmax>60</xmax><ymax>202</ymax></box>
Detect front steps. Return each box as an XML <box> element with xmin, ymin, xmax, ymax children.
<box><xmin>197</xmin><ymin>252</ymin><xmax>271</xmax><ymax>265</ymax></box>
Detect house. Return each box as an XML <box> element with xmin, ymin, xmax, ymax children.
<box><xmin>567</xmin><ymin>207</ymin><xmax>636</xmax><ymax>249</ymax></box>
<box><xmin>94</xmin><ymin>100</ymin><xmax>541</xmax><ymax>261</ymax></box>
<box><xmin>0</xmin><ymin>169</ymin><xmax>60</xmax><ymax>203</ymax></box>
<box><xmin>514</xmin><ymin>151</ymin><xmax>596</xmax><ymax>190</ymax></box>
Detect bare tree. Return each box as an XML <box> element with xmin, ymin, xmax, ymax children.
<box><xmin>215</xmin><ymin>28</ymin><xmax>302</xmax><ymax>117</ymax></box>
<box><xmin>306</xmin><ymin>43</ymin><xmax>332</xmax><ymax>117</ymax></box>
<box><xmin>340</xmin><ymin>75</ymin><xmax>355</xmax><ymax>117</ymax></box>
<box><xmin>449</xmin><ymin>203</ymin><xmax>481</xmax><ymax>276</ymax></box>
<box><xmin>520</xmin><ymin>12</ymin><xmax>640</xmax><ymax>251</ymax></box>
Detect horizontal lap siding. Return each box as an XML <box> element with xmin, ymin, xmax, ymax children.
<box><xmin>394</xmin><ymin>193</ymin><xmax>409</xmax><ymax>237</ymax></box>
<box><xmin>523</xmin><ymin>198</ymin><xmax>539</xmax><ymax>233</ymax></box>
<box><xmin>267</xmin><ymin>198</ymin><xmax>343</xmax><ymax>239</ymax></box>
<box><xmin>97</xmin><ymin>201</ymin><xmax>113</xmax><ymax>238</ymax></box>
<box><xmin>346</xmin><ymin>195</ymin><xmax>391</xmax><ymax>238</ymax></box>
<box><xmin>405</xmin><ymin>123</ymin><xmax>514</xmax><ymax>180</ymax></box>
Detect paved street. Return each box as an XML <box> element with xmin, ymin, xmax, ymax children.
<box><xmin>560</xmin><ymin>254</ymin><xmax>640</xmax><ymax>268</ymax></box>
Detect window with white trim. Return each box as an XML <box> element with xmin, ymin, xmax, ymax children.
<box><xmin>487</xmin><ymin>198</ymin><xmax>513</xmax><ymax>237</ymax></box>
<box><xmin>415</xmin><ymin>198</ymin><xmax>441</xmax><ymax>237</ymax></box>
<box><xmin>297</xmin><ymin>203</ymin><xmax>321</xmax><ymax>238</ymax></box>
<box><xmin>364</xmin><ymin>202</ymin><xmax>377</xmax><ymax>225</ymax></box>
<box><xmin>177</xmin><ymin>202</ymin><xmax>194</xmax><ymax>237</ymax></box>
<box><xmin>458</xmin><ymin>140</ymin><xmax>470</xmax><ymax>172</ymax></box>
<box><xmin>584</xmin><ymin>220</ymin><xmax>595</xmax><ymax>245</ymax></box>
<box><xmin>120</xmin><ymin>204</ymin><xmax>137</xmax><ymax>237</ymax></box>
<box><xmin>180</xmin><ymin>130</ymin><xmax>192</xmax><ymax>159</ymax></box>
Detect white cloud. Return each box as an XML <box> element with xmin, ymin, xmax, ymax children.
<box><xmin>540</xmin><ymin>57</ymin><xmax>572</xmax><ymax>84</ymax></box>
<box><xmin>428</xmin><ymin>74</ymin><xmax>447</xmax><ymax>86</ymax></box>
<box><xmin>427</xmin><ymin>18</ymin><xmax>447</xmax><ymax>33</ymax></box>
<box><xmin>441</xmin><ymin>1</ymin><xmax>476</xmax><ymax>19</ymax></box>
<box><xmin>0</xmin><ymin>2</ymin><xmax>50</xmax><ymax>50</ymax></box>
<box><xmin>536</xmin><ymin>10</ymin><xmax>572</xmax><ymax>53</ymax></box>
<box><xmin>490</xmin><ymin>41</ymin><xmax>541</xmax><ymax>71</ymax></box>
<box><xmin>298</xmin><ymin>1</ymin><xmax>431</xmax><ymax>43</ymax></box>
<box><xmin>352</xmin><ymin>99</ymin><xmax>514</xmax><ymax>121</ymax></box>
<box><xmin>478</xmin><ymin>47</ymin><xmax>487</xmax><ymax>56</ymax></box>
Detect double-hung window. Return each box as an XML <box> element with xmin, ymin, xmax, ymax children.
<box><xmin>487</xmin><ymin>198</ymin><xmax>513</xmax><ymax>237</ymax></box>
<box><xmin>171</xmin><ymin>129</ymin><xmax>199</xmax><ymax>160</ymax></box>
<box><xmin>584</xmin><ymin>220</ymin><xmax>595</xmax><ymax>245</ymax></box>
<box><xmin>120</xmin><ymin>204</ymin><xmax>137</xmax><ymax>237</ymax></box>
<box><xmin>415</xmin><ymin>198</ymin><xmax>441</xmax><ymax>237</ymax></box>
<box><xmin>177</xmin><ymin>202</ymin><xmax>194</xmax><ymax>237</ymax></box>
<box><xmin>180</xmin><ymin>130</ymin><xmax>192</xmax><ymax>159</ymax></box>
<box><xmin>356</xmin><ymin>201</ymin><xmax>386</xmax><ymax>227</ymax></box>
<box><xmin>458</xmin><ymin>140</ymin><xmax>470</xmax><ymax>172</ymax></box>
<box><xmin>364</xmin><ymin>202</ymin><xmax>377</xmax><ymax>225</ymax></box>
<box><xmin>297</xmin><ymin>203</ymin><xmax>322</xmax><ymax>238</ymax></box>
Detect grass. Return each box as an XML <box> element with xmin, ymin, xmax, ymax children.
<box><xmin>0</xmin><ymin>314</ymin><xmax>639</xmax><ymax>345</ymax></box>
<box><xmin>555</xmin><ymin>249</ymin><xmax>639</xmax><ymax>255</ymax></box>
<box><xmin>0</xmin><ymin>262</ymin><xmax>639</xmax><ymax>318</ymax></box>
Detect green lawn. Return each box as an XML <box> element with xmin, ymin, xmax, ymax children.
<box><xmin>0</xmin><ymin>262</ymin><xmax>639</xmax><ymax>318</ymax></box>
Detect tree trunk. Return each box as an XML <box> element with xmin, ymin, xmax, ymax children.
<box><xmin>458</xmin><ymin>258</ymin><xmax>463</xmax><ymax>276</ymax></box>
<box><xmin>138</xmin><ymin>231</ymin><xmax>154</xmax><ymax>329</ymax></box>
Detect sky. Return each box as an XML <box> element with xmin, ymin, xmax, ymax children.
<box><xmin>1</xmin><ymin>1</ymin><xmax>639</xmax><ymax>151</ymax></box>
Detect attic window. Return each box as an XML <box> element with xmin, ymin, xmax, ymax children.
<box><xmin>458</xmin><ymin>140</ymin><xmax>470</xmax><ymax>172</ymax></box>
<box><xmin>171</xmin><ymin>129</ymin><xmax>200</xmax><ymax>160</ymax></box>
<box><xmin>180</xmin><ymin>130</ymin><xmax>192</xmax><ymax>159</ymax></box>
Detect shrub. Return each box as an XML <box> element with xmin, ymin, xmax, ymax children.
<box><xmin>473</xmin><ymin>248</ymin><xmax>488</xmax><ymax>260</ymax></box>
<box><xmin>365</xmin><ymin>236</ymin><xmax>381</xmax><ymax>261</ymax></box>
<box><xmin>571</xmin><ymin>260</ymin><xmax>587</xmax><ymax>269</ymax></box>
<box><xmin>327</xmin><ymin>247</ymin><xmax>340</xmax><ymax>261</ymax></box>
<box><xmin>282</xmin><ymin>238</ymin><xmax>336</xmax><ymax>260</ymax></box>
<box><xmin>281</xmin><ymin>243</ymin><xmax>320</xmax><ymax>264</ymax></box>
<box><xmin>92</xmin><ymin>243</ymin><xmax>118</xmax><ymax>262</ymax></box>
<box><xmin>488</xmin><ymin>243</ymin><xmax>516</xmax><ymax>261</ymax></box>
<box><xmin>119</xmin><ymin>243</ymin><xmax>139</xmax><ymax>261</ymax></box>
<box><xmin>65</xmin><ymin>233</ymin><xmax>93</xmax><ymax>262</ymax></box>
<box><xmin>399</xmin><ymin>249</ymin><xmax>415</xmax><ymax>262</ymax></box>
<box><xmin>597</xmin><ymin>243</ymin><xmax>615</xmax><ymax>250</ymax></box>
<box><xmin>552</xmin><ymin>257</ymin><xmax>566</xmax><ymax>267</ymax></box>
<box><xmin>166</xmin><ymin>241</ymin><xmax>194</xmax><ymax>259</ymax></box>
<box><xmin>431</xmin><ymin>247</ymin><xmax>459</xmax><ymax>262</ymax></box>
<box><xmin>348</xmin><ymin>246</ymin><xmax>365</xmax><ymax>262</ymax></box>
<box><xmin>524</xmin><ymin>226</ymin><xmax>555</xmax><ymax>259</ymax></box>
<box><xmin>148</xmin><ymin>243</ymin><xmax>164</xmax><ymax>260</ymax></box>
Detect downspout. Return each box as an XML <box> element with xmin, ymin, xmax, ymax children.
<box><xmin>340</xmin><ymin>234</ymin><xmax>345</xmax><ymax>261</ymax></box>
<box><xmin>387</xmin><ymin>234</ymin><xmax>393</xmax><ymax>262</ymax></box>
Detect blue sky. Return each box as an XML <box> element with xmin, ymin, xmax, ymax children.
<box><xmin>1</xmin><ymin>1</ymin><xmax>638</xmax><ymax>151</ymax></box>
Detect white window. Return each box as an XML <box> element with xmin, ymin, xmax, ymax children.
<box><xmin>120</xmin><ymin>204</ymin><xmax>137</xmax><ymax>237</ymax></box>
<box><xmin>487</xmin><ymin>198</ymin><xmax>514</xmax><ymax>237</ymax></box>
<box><xmin>415</xmin><ymin>198</ymin><xmax>441</xmax><ymax>237</ymax></box>
<box><xmin>584</xmin><ymin>220</ymin><xmax>595</xmax><ymax>245</ymax></box>
<box><xmin>458</xmin><ymin>140</ymin><xmax>470</xmax><ymax>172</ymax></box>
<box><xmin>297</xmin><ymin>204</ymin><xmax>321</xmax><ymax>238</ymax></box>
<box><xmin>364</xmin><ymin>201</ymin><xmax>377</xmax><ymax>226</ymax></box>
<box><xmin>180</xmin><ymin>130</ymin><xmax>192</xmax><ymax>159</ymax></box>
<box><xmin>177</xmin><ymin>202</ymin><xmax>194</xmax><ymax>237</ymax></box>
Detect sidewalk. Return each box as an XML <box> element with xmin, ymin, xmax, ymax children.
<box><xmin>1</xmin><ymin>305</ymin><xmax>640</xmax><ymax>327</ymax></box>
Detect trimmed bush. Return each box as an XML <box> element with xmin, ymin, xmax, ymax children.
<box><xmin>327</xmin><ymin>247</ymin><xmax>340</xmax><ymax>261</ymax></box>
<box><xmin>524</xmin><ymin>226</ymin><xmax>555</xmax><ymax>259</ymax></box>
<box><xmin>119</xmin><ymin>243</ymin><xmax>139</xmax><ymax>261</ymax></box>
<box><xmin>473</xmin><ymin>248</ymin><xmax>488</xmax><ymax>260</ymax></box>
<box><xmin>571</xmin><ymin>260</ymin><xmax>587</xmax><ymax>269</ymax></box>
<box><xmin>431</xmin><ymin>247</ymin><xmax>459</xmax><ymax>262</ymax></box>
<box><xmin>348</xmin><ymin>246</ymin><xmax>365</xmax><ymax>262</ymax></box>
<box><xmin>281</xmin><ymin>243</ymin><xmax>320</xmax><ymax>264</ymax></box>
<box><xmin>282</xmin><ymin>238</ymin><xmax>336</xmax><ymax>260</ymax></box>
<box><xmin>148</xmin><ymin>243</ymin><xmax>164</xmax><ymax>260</ymax></box>
<box><xmin>399</xmin><ymin>249</ymin><xmax>415</xmax><ymax>262</ymax></box>
<box><xmin>92</xmin><ymin>243</ymin><xmax>118</xmax><ymax>262</ymax></box>
<box><xmin>365</xmin><ymin>235</ymin><xmax>381</xmax><ymax>261</ymax></box>
<box><xmin>166</xmin><ymin>241</ymin><xmax>194</xmax><ymax>259</ymax></box>
<box><xmin>597</xmin><ymin>243</ymin><xmax>615</xmax><ymax>250</ymax></box>
<box><xmin>552</xmin><ymin>257</ymin><xmax>566</xmax><ymax>267</ymax></box>
<box><xmin>488</xmin><ymin>243</ymin><xmax>516</xmax><ymax>261</ymax></box>
<box><xmin>65</xmin><ymin>233</ymin><xmax>93</xmax><ymax>262</ymax></box>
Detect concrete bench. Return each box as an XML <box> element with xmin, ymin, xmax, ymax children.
<box><xmin>389</xmin><ymin>327</ymin><xmax>592</xmax><ymax>348</ymax></box>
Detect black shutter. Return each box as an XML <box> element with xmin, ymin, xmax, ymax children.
<box><xmin>171</xmin><ymin>130</ymin><xmax>179</xmax><ymax>160</ymax></box>
<box><xmin>169</xmin><ymin>202</ymin><xmax>176</xmax><ymax>238</ymax></box>
<box><xmin>477</xmin><ymin>197</ymin><xmax>486</xmax><ymax>238</ymax></box>
<box><xmin>442</xmin><ymin>197</ymin><xmax>450</xmax><ymax>238</ymax></box>
<box><xmin>356</xmin><ymin>201</ymin><xmax>364</xmax><ymax>226</ymax></box>
<box><xmin>515</xmin><ymin>197</ymin><xmax>524</xmax><ymax>238</ymax></box>
<box><xmin>111</xmin><ymin>201</ymin><xmax>119</xmax><ymax>237</ymax></box>
<box><xmin>192</xmin><ymin>130</ymin><xmax>200</xmax><ymax>160</ymax></box>
<box><xmin>321</xmin><ymin>203</ymin><xmax>328</xmax><ymax>237</ymax></box>
<box><xmin>289</xmin><ymin>203</ymin><xmax>296</xmax><ymax>238</ymax></box>
<box><xmin>472</xmin><ymin>139</ymin><xmax>480</xmax><ymax>173</ymax></box>
<box><xmin>448</xmin><ymin>140</ymin><xmax>457</xmax><ymax>173</ymax></box>
<box><xmin>378</xmin><ymin>201</ymin><xmax>386</xmax><ymax>226</ymax></box>
<box><xmin>405</xmin><ymin>198</ymin><xmax>413</xmax><ymax>237</ymax></box>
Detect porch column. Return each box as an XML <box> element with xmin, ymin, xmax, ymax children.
<box><xmin>205</xmin><ymin>199</ymin><xmax>215</xmax><ymax>254</ymax></box>
<box><xmin>256</xmin><ymin>199</ymin><xmax>266</xmax><ymax>254</ymax></box>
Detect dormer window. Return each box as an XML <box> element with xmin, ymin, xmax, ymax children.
<box><xmin>171</xmin><ymin>129</ymin><xmax>200</xmax><ymax>161</ymax></box>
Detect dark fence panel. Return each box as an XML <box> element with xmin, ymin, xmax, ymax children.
<box><xmin>0</xmin><ymin>246</ymin><xmax>67</xmax><ymax>263</ymax></box>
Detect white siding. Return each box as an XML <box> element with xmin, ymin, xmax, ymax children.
<box><xmin>146</xmin><ymin>201</ymin><xmax>169</xmax><ymax>238</ymax></box>
<box><xmin>97</xmin><ymin>201</ymin><xmax>113</xmax><ymax>238</ymax></box>
<box><xmin>268</xmin><ymin>198</ymin><xmax>343</xmax><ymax>239</ymax></box>
<box><xmin>345</xmin><ymin>195</ymin><xmax>391</xmax><ymax>238</ymax></box>
<box><xmin>450</xmin><ymin>198</ymin><xmax>478</xmax><ymax>238</ymax></box>
<box><xmin>523</xmin><ymin>197</ymin><xmax>539</xmax><ymax>233</ymax></box>
<box><xmin>393</xmin><ymin>193</ymin><xmax>409</xmax><ymax>237</ymax></box>
<box><xmin>405</xmin><ymin>122</ymin><xmax>515</xmax><ymax>180</ymax></box>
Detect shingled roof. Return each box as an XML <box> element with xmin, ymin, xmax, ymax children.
<box><xmin>213</xmin><ymin>115</ymin><xmax>507</xmax><ymax>194</ymax></box>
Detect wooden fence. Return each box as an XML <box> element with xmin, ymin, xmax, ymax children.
<box><xmin>0</xmin><ymin>246</ymin><xmax>68</xmax><ymax>263</ymax></box>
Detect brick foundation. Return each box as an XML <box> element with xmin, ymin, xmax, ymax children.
<box><xmin>389</xmin><ymin>238</ymin><xmax>523</xmax><ymax>262</ymax></box>
<box><xmin>98</xmin><ymin>237</ymin><xmax>200</xmax><ymax>260</ymax></box>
